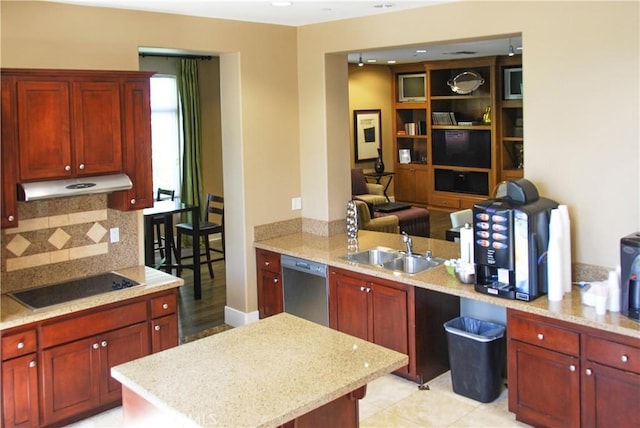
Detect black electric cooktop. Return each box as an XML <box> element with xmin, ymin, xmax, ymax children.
<box><xmin>8</xmin><ymin>272</ymin><xmax>140</xmax><ymax>311</ymax></box>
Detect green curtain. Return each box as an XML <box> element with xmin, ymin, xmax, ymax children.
<box><xmin>176</xmin><ymin>59</ymin><xmax>204</xmax><ymax>223</ymax></box>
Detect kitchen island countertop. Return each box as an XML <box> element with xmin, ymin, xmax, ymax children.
<box><xmin>112</xmin><ymin>312</ymin><xmax>408</xmax><ymax>428</ymax></box>
<box><xmin>0</xmin><ymin>265</ymin><xmax>184</xmax><ymax>330</ymax></box>
<box><xmin>254</xmin><ymin>230</ymin><xmax>639</xmax><ymax>339</ymax></box>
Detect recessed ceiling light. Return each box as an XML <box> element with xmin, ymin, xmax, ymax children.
<box><xmin>416</xmin><ymin>49</ymin><xmax>427</xmax><ymax>53</ymax></box>
<box><xmin>272</xmin><ymin>1</ymin><xmax>292</xmax><ymax>6</ymax></box>
<box><xmin>367</xmin><ymin>59</ymin><xmax>377</xmax><ymax>63</ymax></box>
<box><xmin>374</xmin><ymin>4</ymin><xmax>394</xmax><ymax>9</ymax></box>
<box><xmin>387</xmin><ymin>60</ymin><xmax>396</xmax><ymax>64</ymax></box>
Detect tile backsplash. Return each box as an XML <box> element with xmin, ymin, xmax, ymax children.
<box><xmin>1</xmin><ymin>194</ymin><xmax>139</xmax><ymax>293</ymax></box>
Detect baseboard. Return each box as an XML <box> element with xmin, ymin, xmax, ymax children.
<box><xmin>224</xmin><ymin>305</ymin><xmax>259</xmax><ymax>327</ymax></box>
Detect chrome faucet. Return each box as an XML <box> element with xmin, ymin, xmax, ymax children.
<box><xmin>402</xmin><ymin>231</ymin><xmax>413</xmax><ymax>255</ymax></box>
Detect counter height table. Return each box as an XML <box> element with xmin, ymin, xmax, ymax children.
<box><xmin>143</xmin><ymin>200</ymin><xmax>202</xmax><ymax>299</ymax></box>
<box><xmin>112</xmin><ymin>313</ymin><xmax>408</xmax><ymax>428</ymax></box>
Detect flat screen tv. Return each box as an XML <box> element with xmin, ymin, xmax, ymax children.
<box><xmin>432</xmin><ymin>130</ymin><xmax>492</xmax><ymax>169</ymax></box>
<box><xmin>398</xmin><ymin>73</ymin><xmax>426</xmax><ymax>102</ymax></box>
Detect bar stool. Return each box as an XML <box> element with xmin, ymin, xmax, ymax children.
<box><xmin>152</xmin><ymin>188</ymin><xmax>177</xmax><ymax>260</ymax></box>
<box><xmin>176</xmin><ymin>194</ymin><xmax>224</xmax><ymax>279</ymax></box>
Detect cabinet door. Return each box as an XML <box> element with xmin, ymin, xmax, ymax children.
<box><xmin>151</xmin><ymin>315</ymin><xmax>179</xmax><ymax>353</ymax></box>
<box><xmin>258</xmin><ymin>269</ymin><xmax>283</xmax><ymax>319</ymax></box>
<box><xmin>1</xmin><ymin>77</ymin><xmax>18</xmax><ymax>229</ymax></box>
<box><xmin>330</xmin><ymin>272</ymin><xmax>369</xmax><ymax>341</ymax></box>
<box><xmin>508</xmin><ymin>339</ymin><xmax>580</xmax><ymax>428</ymax></box>
<box><xmin>71</xmin><ymin>81</ymin><xmax>122</xmax><ymax>175</ymax></box>
<box><xmin>99</xmin><ymin>323</ymin><xmax>149</xmax><ymax>404</ymax></box>
<box><xmin>394</xmin><ymin>165</ymin><xmax>414</xmax><ymax>202</ymax></box>
<box><xmin>2</xmin><ymin>354</ymin><xmax>39</xmax><ymax>428</ymax></box>
<box><xmin>108</xmin><ymin>79</ymin><xmax>153</xmax><ymax>210</ymax></box>
<box><xmin>41</xmin><ymin>336</ymin><xmax>101</xmax><ymax>425</ymax></box>
<box><xmin>370</xmin><ymin>282</ymin><xmax>409</xmax><ymax>374</ymax></box>
<box><xmin>582</xmin><ymin>361</ymin><xmax>640</xmax><ymax>427</ymax></box>
<box><xmin>16</xmin><ymin>79</ymin><xmax>72</xmax><ymax>181</ymax></box>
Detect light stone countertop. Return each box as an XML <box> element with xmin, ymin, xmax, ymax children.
<box><xmin>254</xmin><ymin>230</ymin><xmax>640</xmax><ymax>339</ymax></box>
<box><xmin>0</xmin><ymin>266</ymin><xmax>184</xmax><ymax>331</ymax></box>
<box><xmin>111</xmin><ymin>312</ymin><xmax>408</xmax><ymax>428</ymax></box>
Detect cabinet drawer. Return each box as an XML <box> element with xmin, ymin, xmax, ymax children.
<box><xmin>508</xmin><ymin>313</ymin><xmax>579</xmax><ymax>356</ymax></box>
<box><xmin>585</xmin><ymin>335</ymin><xmax>640</xmax><ymax>374</ymax></box>
<box><xmin>40</xmin><ymin>300</ymin><xmax>147</xmax><ymax>348</ymax></box>
<box><xmin>257</xmin><ymin>249</ymin><xmax>281</xmax><ymax>274</ymax></box>
<box><xmin>431</xmin><ymin>195</ymin><xmax>460</xmax><ymax>209</ymax></box>
<box><xmin>1</xmin><ymin>329</ymin><xmax>37</xmax><ymax>360</ymax></box>
<box><xmin>150</xmin><ymin>292</ymin><xmax>177</xmax><ymax>319</ymax></box>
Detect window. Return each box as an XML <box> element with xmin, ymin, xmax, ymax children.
<box><xmin>150</xmin><ymin>76</ymin><xmax>182</xmax><ymax>197</ymax></box>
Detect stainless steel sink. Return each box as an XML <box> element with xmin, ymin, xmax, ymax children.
<box><xmin>382</xmin><ymin>255</ymin><xmax>445</xmax><ymax>275</ymax></box>
<box><xmin>343</xmin><ymin>247</ymin><xmax>400</xmax><ymax>266</ymax></box>
<box><xmin>343</xmin><ymin>247</ymin><xmax>443</xmax><ymax>274</ymax></box>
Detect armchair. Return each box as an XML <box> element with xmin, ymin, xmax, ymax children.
<box><xmin>354</xmin><ymin>200</ymin><xmax>399</xmax><ymax>234</ymax></box>
<box><xmin>351</xmin><ymin>168</ymin><xmax>387</xmax><ymax>206</ymax></box>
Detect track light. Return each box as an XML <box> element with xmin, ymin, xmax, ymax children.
<box><xmin>508</xmin><ymin>38</ymin><xmax>515</xmax><ymax>57</ymax></box>
<box><xmin>358</xmin><ymin>54</ymin><xmax>364</xmax><ymax>67</ymax></box>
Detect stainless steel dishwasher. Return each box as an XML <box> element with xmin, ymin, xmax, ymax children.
<box><xmin>281</xmin><ymin>255</ymin><xmax>329</xmax><ymax>326</ymax></box>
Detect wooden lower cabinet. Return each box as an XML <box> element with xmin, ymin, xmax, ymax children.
<box><xmin>256</xmin><ymin>249</ymin><xmax>283</xmax><ymax>319</ymax></box>
<box><xmin>507</xmin><ymin>309</ymin><xmax>640</xmax><ymax>427</ymax></box>
<box><xmin>329</xmin><ymin>266</ymin><xmax>458</xmax><ymax>383</ymax></box>
<box><xmin>41</xmin><ymin>322</ymin><xmax>149</xmax><ymax>425</ymax></box>
<box><xmin>1</xmin><ymin>289</ymin><xmax>179</xmax><ymax>428</ymax></box>
<box><xmin>2</xmin><ymin>353</ymin><xmax>39</xmax><ymax>428</ymax></box>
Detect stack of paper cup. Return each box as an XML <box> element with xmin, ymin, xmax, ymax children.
<box><xmin>557</xmin><ymin>205</ymin><xmax>572</xmax><ymax>294</ymax></box>
<box><xmin>459</xmin><ymin>223</ymin><xmax>474</xmax><ymax>264</ymax></box>
<box><xmin>547</xmin><ymin>209</ymin><xmax>564</xmax><ymax>301</ymax></box>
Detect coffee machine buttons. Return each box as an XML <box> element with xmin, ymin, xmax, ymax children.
<box><xmin>477</xmin><ymin>239</ymin><xmax>490</xmax><ymax>247</ymax></box>
<box><xmin>492</xmin><ymin>233</ymin><xmax>508</xmax><ymax>241</ymax></box>
<box><xmin>477</xmin><ymin>222</ymin><xmax>490</xmax><ymax>230</ymax></box>
<box><xmin>492</xmin><ymin>214</ymin><xmax>508</xmax><ymax>222</ymax></box>
<box><xmin>492</xmin><ymin>224</ymin><xmax>507</xmax><ymax>232</ymax></box>
<box><xmin>477</xmin><ymin>231</ymin><xmax>490</xmax><ymax>239</ymax></box>
<box><xmin>493</xmin><ymin>242</ymin><xmax>508</xmax><ymax>250</ymax></box>
<box><xmin>476</xmin><ymin>213</ymin><xmax>490</xmax><ymax>221</ymax></box>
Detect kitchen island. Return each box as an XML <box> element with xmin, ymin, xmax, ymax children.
<box><xmin>111</xmin><ymin>312</ymin><xmax>408</xmax><ymax>428</ymax></box>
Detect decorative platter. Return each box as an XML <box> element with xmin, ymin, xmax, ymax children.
<box><xmin>447</xmin><ymin>71</ymin><xmax>485</xmax><ymax>94</ymax></box>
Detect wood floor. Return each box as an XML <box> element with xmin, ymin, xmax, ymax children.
<box><xmin>173</xmin><ymin>211</ymin><xmax>452</xmax><ymax>340</ymax></box>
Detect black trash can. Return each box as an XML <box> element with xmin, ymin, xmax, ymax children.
<box><xmin>444</xmin><ymin>316</ymin><xmax>505</xmax><ymax>403</ymax></box>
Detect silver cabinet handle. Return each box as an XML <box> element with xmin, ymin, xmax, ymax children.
<box><xmin>79</xmin><ymin>163</ymin><xmax>85</xmax><ymax>170</ymax></box>
<box><xmin>272</xmin><ymin>278</ymin><xmax>279</xmax><ymax>284</ymax></box>
<box><xmin>29</xmin><ymin>360</ymin><xmax>37</xmax><ymax>368</ymax></box>
<box><xmin>264</xmin><ymin>261</ymin><xmax>270</xmax><ymax>267</ymax></box>
<box><xmin>537</xmin><ymin>333</ymin><xmax>544</xmax><ymax>340</ymax></box>
<box><xmin>360</xmin><ymin>286</ymin><xmax>366</xmax><ymax>292</ymax></box>
<box><xmin>366</xmin><ymin>287</ymin><xmax>371</xmax><ymax>293</ymax></box>
<box><xmin>17</xmin><ymin>342</ymin><xmax>24</xmax><ymax>349</ymax></box>
<box><xmin>585</xmin><ymin>368</ymin><xmax>592</xmax><ymax>376</ymax></box>
<box><xmin>8</xmin><ymin>215</ymin><xmax>14</xmax><ymax>222</ymax></box>
<box><xmin>92</xmin><ymin>343</ymin><xmax>99</xmax><ymax>349</ymax></box>
<box><xmin>621</xmin><ymin>355</ymin><xmax>629</xmax><ymax>363</ymax></box>
<box><xmin>162</xmin><ymin>303</ymin><xmax>169</xmax><ymax>309</ymax></box>
<box><xmin>65</xmin><ymin>165</ymin><xmax>71</xmax><ymax>171</ymax></box>
<box><xmin>154</xmin><ymin>325</ymin><xmax>161</xmax><ymax>331</ymax></box>
<box><xmin>569</xmin><ymin>365</ymin><xmax>576</xmax><ymax>372</ymax></box>
<box><xmin>101</xmin><ymin>340</ymin><xmax>108</xmax><ymax>347</ymax></box>
<box><xmin>130</xmin><ymin>198</ymin><xmax>136</xmax><ymax>205</ymax></box>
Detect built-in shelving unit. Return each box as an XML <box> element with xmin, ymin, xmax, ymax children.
<box><xmin>391</xmin><ymin>55</ymin><xmax>523</xmax><ymax>212</ymax></box>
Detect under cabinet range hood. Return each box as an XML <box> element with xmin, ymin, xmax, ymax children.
<box><xmin>19</xmin><ymin>173</ymin><xmax>132</xmax><ymax>201</ymax></box>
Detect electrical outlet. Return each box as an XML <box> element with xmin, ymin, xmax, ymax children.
<box><xmin>110</xmin><ymin>227</ymin><xmax>120</xmax><ymax>243</ymax></box>
<box><xmin>291</xmin><ymin>197</ymin><xmax>302</xmax><ymax>210</ymax></box>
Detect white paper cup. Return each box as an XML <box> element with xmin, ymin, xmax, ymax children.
<box><xmin>593</xmin><ymin>286</ymin><xmax>608</xmax><ymax>315</ymax></box>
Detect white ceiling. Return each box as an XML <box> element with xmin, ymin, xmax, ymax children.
<box><xmin>47</xmin><ymin>0</ymin><xmax>522</xmax><ymax>64</ymax></box>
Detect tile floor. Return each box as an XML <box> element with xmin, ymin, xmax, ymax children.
<box><xmin>69</xmin><ymin>371</ymin><xmax>531</xmax><ymax>427</ymax></box>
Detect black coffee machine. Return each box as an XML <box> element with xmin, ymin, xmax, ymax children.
<box><xmin>621</xmin><ymin>233</ymin><xmax>640</xmax><ymax>321</ymax></box>
<box><xmin>473</xmin><ymin>179</ymin><xmax>558</xmax><ymax>301</ymax></box>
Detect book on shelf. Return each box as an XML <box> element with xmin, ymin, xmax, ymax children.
<box><xmin>404</xmin><ymin>122</ymin><xmax>416</xmax><ymax>135</ymax></box>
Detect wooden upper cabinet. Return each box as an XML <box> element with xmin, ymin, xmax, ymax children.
<box><xmin>71</xmin><ymin>81</ymin><xmax>123</xmax><ymax>176</ymax></box>
<box><xmin>1</xmin><ymin>76</ymin><xmax>18</xmax><ymax>228</ymax></box>
<box><xmin>16</xmin><ymin>79</ymin><xmax>73</xmax><ymax>181</ymax></box>
<box><xmin>107</xmin><ymin>78</ymin><xmax>153</xmax><ymax>210</ymax></box>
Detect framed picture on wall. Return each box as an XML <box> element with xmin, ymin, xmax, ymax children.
<box><xmin>354</xmin><ymin>109</ymin><xmax>381</xmax><ymax>161</ymax></box>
